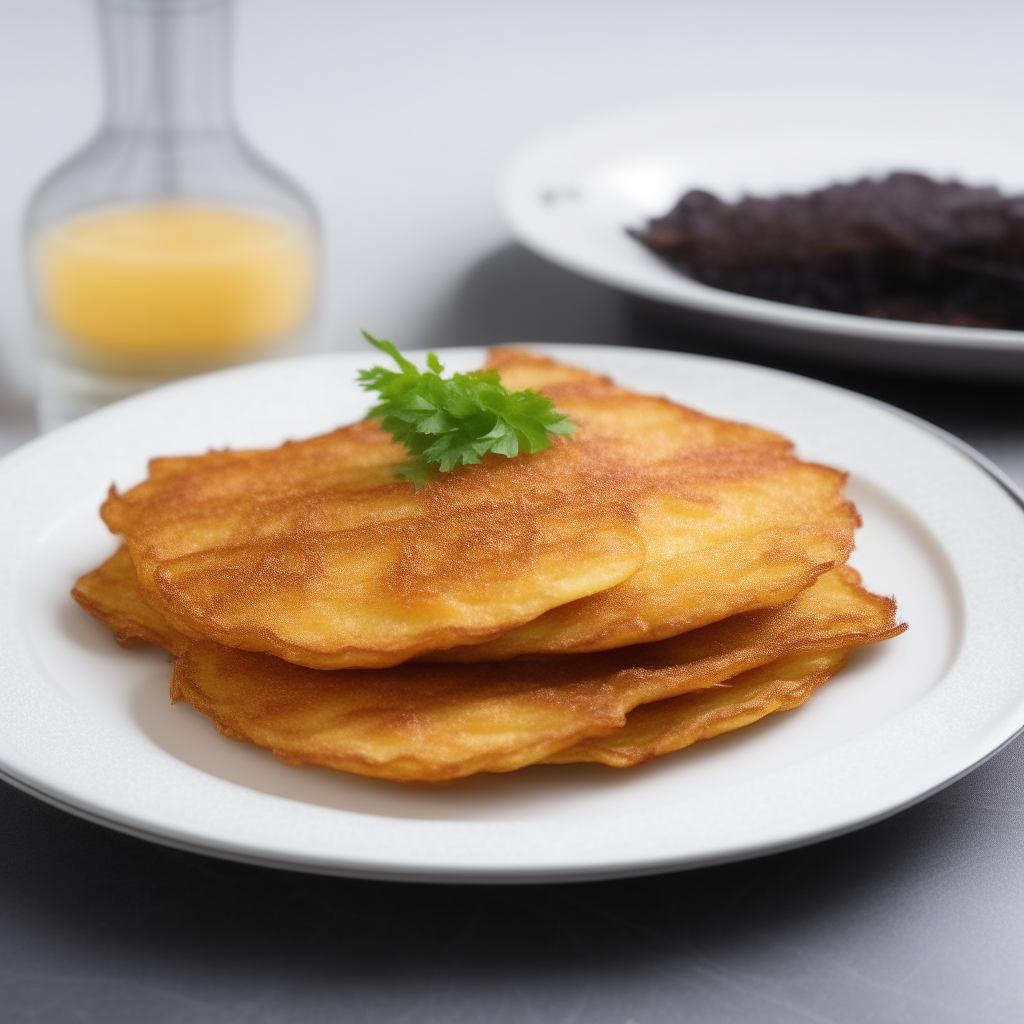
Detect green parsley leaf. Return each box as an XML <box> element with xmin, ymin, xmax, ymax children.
<box><xmin>357</xmin><ymin>331</ymin><xmax>575</xmax><ymax>486</ymax></box>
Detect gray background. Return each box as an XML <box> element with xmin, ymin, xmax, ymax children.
<box><xmin>2</xmin><ymin>1</ymin><xmax>1024</xmax><ymax>1021</ymax></box>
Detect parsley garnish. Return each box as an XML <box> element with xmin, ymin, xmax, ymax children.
<box><xmin>358</xmin><ymin>332</ymin><xmax>575</xmax><ymax>486</ymax></box>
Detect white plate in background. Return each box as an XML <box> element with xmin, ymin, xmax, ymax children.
<box><xmin>501</xmin><ymin>94</ymin><xmax>1024</xmax><ymax>377</ymax></box>
<box><xmin>1</xmin><ymin>344</ymin><xmax>1022</xmax><ymax>882</ymax></box>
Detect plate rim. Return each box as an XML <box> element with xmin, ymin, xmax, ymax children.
<box><xmin>1</xmin><ymin>343</ymin><xmax>1023</xmax><ymax>884</ymax></box>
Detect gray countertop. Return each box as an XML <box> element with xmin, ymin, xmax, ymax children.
<box><xmin>2</xmin><ymin>2</ymin><xmax>1024</xmax><ymax>1021</ymax></box>
<box><xmin>0</xmin><ymin>732</ymin><xmax>1021</xmax><ymax>1024</ymax></box>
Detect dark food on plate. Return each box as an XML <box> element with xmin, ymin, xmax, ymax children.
<box><xmin>631</xmin><ymin>172</ymin><xmax>1024</xmax><ymax>328</ymax></box>
<box><xmin>73</xmin><ymin>348</ymin><xmax>906</xmax><ymax>783</ymax></box>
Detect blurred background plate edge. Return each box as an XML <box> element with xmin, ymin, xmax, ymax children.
<box><xmin>500</xmin><ymin>93</ymin><xmax>1024</xmax><ymax>378</ymax></box>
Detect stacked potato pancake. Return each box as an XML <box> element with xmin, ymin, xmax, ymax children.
<box><xmin>73</xmin><ymin>349</ymin><xmax>905</xmax><ymax>783</ymax></box>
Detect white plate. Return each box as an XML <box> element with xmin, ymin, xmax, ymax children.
<box><xmin>2</xmin><ymin>344</ymin><xmax>1023</xmax><ymax>884</ymax></box>
<box><xmin>501</xmin><ymin>94</ymin><xmax>1024</xmax><ymax>378</ymax></box>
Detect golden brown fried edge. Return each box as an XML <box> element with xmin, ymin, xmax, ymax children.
<box><xmin>72</xmin><ymin>547</ymin><xmax>904</xmax><ymax>782</ymax></box>
<box><xmin>72</xmin><ymin>545</ymin><xmax>188</xmax><ymax>654</ymax></box>
<box><xmin>168</xmin><ymin>568</ymin><xmax>902</xmax><ymax>783</ymax></box>
<box><xmin>100</xmin><ymin>371</ymin><xmax>652</xmax><ymax>668</ymax></box>
<box><xmin>432</xmin><ymin>348</ymin><xmax>862</xmax><ymax>659</ymax></box>
<box><xmin>546</xmin><ymin>649</ymin><xmax>850</xmax><ymax>768</ymax></box>
<box><xmin>100</xmin><ymin>348</ymin><xmax>859</xmax><ymax>667</ymax></box>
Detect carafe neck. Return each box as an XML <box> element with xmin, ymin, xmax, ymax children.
<box><xmin>100</xmin><ymin>0</ymin><xmax>234</xmax><ymax>133</ymax></box>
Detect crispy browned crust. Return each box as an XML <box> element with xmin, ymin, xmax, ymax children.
<box><xmin>70</xmin><ymin>349</ymin><xmax>906</xmax><ymax>784</ymax></box>
<box><xmin>100</xmin><ymin>348</ymin><xmax>858</xmax><ymax>668</ymax></box>
<box><xmin>546</xmin><ymin>649</ymin><xmax>850</xmax><ymax>767</ymax></box>
<box><xmin>73</xmin><ymin>519</ymin><xmax>903</xmax><ymax>784</ymax></box>
<box><xmin>429</xmin><ymin>349</ymin><xmax>860</xmax><ymax>659</ymax></box>
<box><xmin>166</xmin><ymin>567</ymin><xmax>902</xmax><ymax>783</ymax></box>
<box><xmin>72</xmin><ymin>545</ymin><xmax>189</xmax><ymax>655</ymax></box>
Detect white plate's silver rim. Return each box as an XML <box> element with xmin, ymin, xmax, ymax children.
<box><xmin>1</xmin><ymin>688</ymin><xmax>1021</xmax><ymax>887</ymax></box>
<box><xmin>500</xmin><ymin>92</ymin><xmax>1024</xmax><ymax>356</ymax></box>
<box><xmin>0</xmin><ymin>344</ymin><xmax>1021</xmax><ymax>885</ymax></box>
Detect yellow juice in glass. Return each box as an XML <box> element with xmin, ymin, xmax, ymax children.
<box><xmin>36</xmin><ymin>204</ymin><xmax>315</xmax><ymax>374</ymax></box>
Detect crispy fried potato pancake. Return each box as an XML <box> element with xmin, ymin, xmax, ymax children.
<box><xmin>164</xmin><ymin>566</ymin><xmax>902</xmax><ymax>783</ymax></box>
<box><xmin>430</xmin><ymin>349</ymin><xmax>860</xmax><ymax>660</ymax></box>
<box><xmin>545</xmin><ymin>650</ymin><xmax>849</xmax><ymax>768</ymax></box>
<box><xmin>101</xmin><ymin>348</ymin><xmax>857</xmax><ymax>668</ymax></box>
<box><xmin>102</xmin><ymin>423</ymin><xmax>646</xmax><ymax>669</ymax></box>
<box><xmin>72</xmin><ymin>545</ymin><xmax>188</xmax><ymax>654</ymax></box>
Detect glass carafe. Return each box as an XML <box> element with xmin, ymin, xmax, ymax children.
<box><xmin>26</xmin><ymin>0</ymin><xmax>319</xmax><ymax>430</ymax></box>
